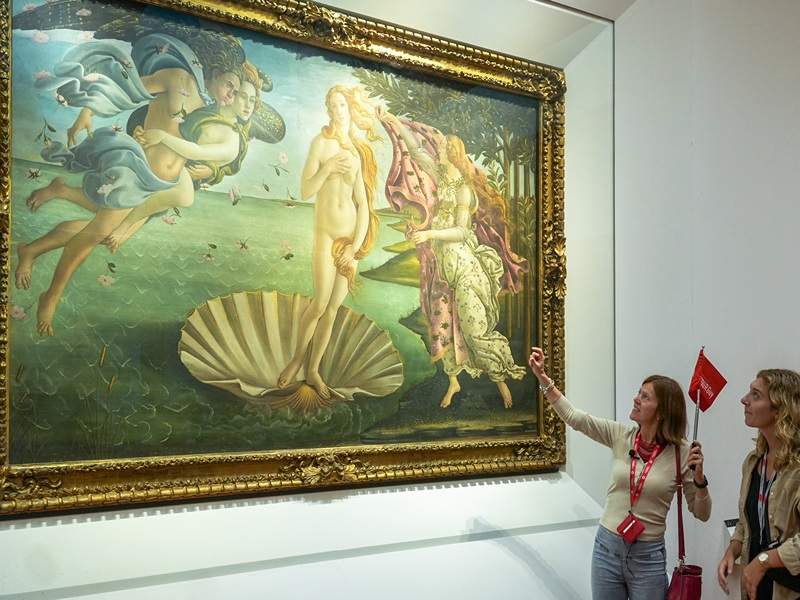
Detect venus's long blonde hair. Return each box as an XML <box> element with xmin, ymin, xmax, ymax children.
<box><xmin>322</xmin><ymin>85</ymin><xmax>380</xmax><ymax>289</ymax></box>
<box><xmin>756</xmin><ymin>369</ymin><xmax>800</xmax><ymax>469</ymax></box>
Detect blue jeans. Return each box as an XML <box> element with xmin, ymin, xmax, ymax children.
<box><xmin>591</xmin><ymin>525</ymin><xmax>668</xmax><ymax>600</ymax></box>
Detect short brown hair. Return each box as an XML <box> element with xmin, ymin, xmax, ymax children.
<box><xmin>642</xmin><ymin>375</ymin><xmax>687</xmax><ymax>446</ymax></box>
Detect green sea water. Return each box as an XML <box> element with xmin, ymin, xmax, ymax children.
<box><xmin>9</xmin><ymin>159</ymin><xmax>536</xmax><ymax>464</ymax></box>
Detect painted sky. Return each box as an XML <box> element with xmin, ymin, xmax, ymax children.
<box><xmin>10</xmin><ymin>0</ymin><xmax>532</xmax><ymax>209</ymax></box>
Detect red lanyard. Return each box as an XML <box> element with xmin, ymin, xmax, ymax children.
<box><xmin>629</xmin><ymin>432</ymin><xmax>662</xmax><ymax>507</ymax></box>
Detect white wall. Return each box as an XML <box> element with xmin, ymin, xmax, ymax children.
<box><xmin>564</xmin><ymin>26</ymin><xmax>616</xmax><ymax>501</ymax></box>
<box><xmin>0</xmin><ymin>475</ymin><xmax>601</xmax><ymax>599</ymax></box>
<box><xmin>615</xmin><ymin>0</ymin><xmax>800</xmax><ymax>597</ymax></box>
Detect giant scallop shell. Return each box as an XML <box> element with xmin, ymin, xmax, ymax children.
<box><xmin>179</xmin><ymin>291</ymin><xmax>404</xmax><ymax>411</ymax></box>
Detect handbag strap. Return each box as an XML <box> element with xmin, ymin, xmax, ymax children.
<box><xmin>675</xmin><ymin>444</ymin><xmax>685</xmax><ymax>562</ymax></box>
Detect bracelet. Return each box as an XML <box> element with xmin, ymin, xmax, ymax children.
<box><xmin>694</xmin><ymin>475</ymin><xmax>709</xmax><ymax>489</ymax></box>
<box><xmin>539</xmin><ymin>379</ymin><xmax>555</xmax><ymax>395</ymax></box>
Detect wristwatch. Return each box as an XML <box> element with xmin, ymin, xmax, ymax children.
<box><xmin>758</xmin><ymin>552</ymin><xmax>770</xmax><ymax>567</ymax></box>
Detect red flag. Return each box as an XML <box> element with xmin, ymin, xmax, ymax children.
<box><xmin>688</xmin><ymin>348</ymin><xmax>727</xmax><ymax>411</ymax></box>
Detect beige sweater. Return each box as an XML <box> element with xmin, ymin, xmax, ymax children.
<box><xmin>731</xmin><ymin>450</ymin><xmax>800</xmax><ymax>600</ymax></box>
<box><xmin>553</xmin><ymin>395</ymin><xmax>712</xmax><ymax>540</ymax></box>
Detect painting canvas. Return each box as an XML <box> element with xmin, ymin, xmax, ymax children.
<box><xmin>0</xmin><ymin>0</ymin><xmax>566</xmax><ymax>515</ymax></box>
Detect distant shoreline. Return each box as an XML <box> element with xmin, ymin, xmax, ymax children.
<box><xmin>11</xmin><ymin>156</ymin><xmax>407</xmax><ymax>218</ymax></box>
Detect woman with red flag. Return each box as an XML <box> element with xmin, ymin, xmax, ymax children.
<box><xmin>529</xmin><ymin>347</ymin><xmax>711</xmax><ymax>600</ymax></box>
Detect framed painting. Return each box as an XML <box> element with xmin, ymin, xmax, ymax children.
<box><xmin>0</xmin><ymin>0</ymin><xmax>566</xmax><ymax>516</ymax></box>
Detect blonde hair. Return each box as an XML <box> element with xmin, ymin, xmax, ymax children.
<box><xmin>445</xmin><ymin>134</ymin><xmax>508</xmax><ymax>222</ymax></box>
<box><xmin>322</xmin><ymin>85</ymin><xmax>380</xmax><ymax>290</ymax></box>
<box><xmin>756</xmin><ymin>369</ymin><xmax>800</xmax><ymax>469</ymax></box>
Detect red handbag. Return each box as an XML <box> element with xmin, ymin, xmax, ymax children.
<box><xmin>666</xmin><ymin>445</ymin><xmax>703</xmax><ymax>600</ymax></box>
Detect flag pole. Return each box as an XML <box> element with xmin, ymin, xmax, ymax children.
<box><xmin>691</xmin><ymin>345</ymin><xmax>705</xmax><ymax>444</ymax></box>
<box><xmin>690</xmin><ymin>391</ymin><xmax>701</xmax><ymax>471</ymax></box>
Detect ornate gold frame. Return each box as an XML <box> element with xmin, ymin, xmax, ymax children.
<box><xmin>0</xmin><ymin>0</ymin><xmax>566</xmax><ymax>516</ymax></box>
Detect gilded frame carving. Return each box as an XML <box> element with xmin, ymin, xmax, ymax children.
<box><xmin>0</xmin><ymin>0</ymin><xmax>566</xmax><ymax>516</ymax></box>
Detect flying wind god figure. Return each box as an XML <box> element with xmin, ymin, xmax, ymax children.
<box><xmin>13</xmin><ymin>1</ymin><xmax>286</xmax><ymax>335</ymax></box>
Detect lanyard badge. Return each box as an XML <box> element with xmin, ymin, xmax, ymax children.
<box><xmin>757</xmin><ymin>452</ymin><xmax>778</xmax><ymax>547</ymax></box>
<box><xmin>617</xmin><ymin>432</ymin><xmax>662</xmax><ymax>544</ymax></box>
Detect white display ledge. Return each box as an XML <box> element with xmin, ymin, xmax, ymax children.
<box><xmin>32</xmin><ymin>524</ymin><xmax>599</xmax><ymax>600</ymax></box>
<box><xmin>0</xmin><ymin>472</ymin><xmax>602</xmax><ymax>598</ymax></box>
